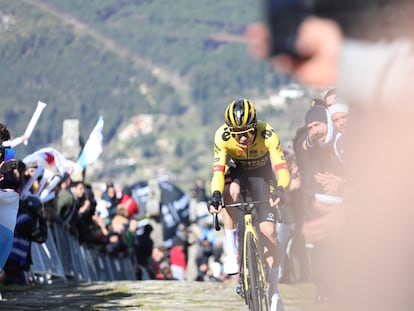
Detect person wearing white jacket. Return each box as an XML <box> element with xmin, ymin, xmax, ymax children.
<box><xmin>246</xmin><ymin>2</ymin><xmax>414</xmax><ymax>309</ymax></box>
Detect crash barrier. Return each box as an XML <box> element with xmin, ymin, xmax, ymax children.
<box><xmin>31</xmin><ymin>224</ymin><xmax>135</xmax><ymax>283</ymax></box>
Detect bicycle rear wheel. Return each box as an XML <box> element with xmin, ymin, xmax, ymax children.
<box><xmin>245</xmin><ymin>231</ymin><xmax>269</xmax><ymax>311</ymax></box>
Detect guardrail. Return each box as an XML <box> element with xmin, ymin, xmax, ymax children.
<box><xmin>30</xmin><ymin>225</ymin><xmax>136</xmax><ymax>283</ymax></box>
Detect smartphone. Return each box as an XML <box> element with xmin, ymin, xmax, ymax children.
<box><xmin>0</xmin><ymin>146</ymin><xmax>15</xmax><ymax>162</ymax></box>
<box><xmin>4</xmin><ymin>148</ymin><xmax>15</xmax><ymax>161</ymax></box>
<box><xmin>263</xmin><ymin>0</ymin><xmax>311</xmax><ymax>57</ymax></box>
<box><xmin>263</xmin><ymin>0</ymin><xmax>377</xmax><ymax>57</ymax></box>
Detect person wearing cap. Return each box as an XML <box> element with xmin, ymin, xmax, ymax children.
<box><xmin>293</xmin><ymin>102</ymin><xmax>343</xmax><ymax>195</ymax></box>
<box><xmin>300</xmin><ymin>104</ymin><xmax>345</xmax><ymax>303</ymax></box>
<box><xmin>329</xmin><ymin>98</ymin><xmax>349</xmax><ymax>134</ymax></box>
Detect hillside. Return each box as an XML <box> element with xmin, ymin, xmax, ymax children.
<box><xmin>0</xmin><ymin>0</ymin><xmax>314</xmax><ymax>190</ymax></box>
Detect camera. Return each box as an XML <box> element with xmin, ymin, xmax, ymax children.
<box><xmin>263</xmin><ymin>0</ymin><xmax>380</xmax><ymax>57</ymax></box>
<box><xmin>0</xmin><ymin>146</ymin><xmax>15</xmax><ymax>162</ymax></box>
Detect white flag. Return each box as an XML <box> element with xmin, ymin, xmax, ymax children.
<box><xmin>22</xmin><ymin>147</ymin><xmax>82</xmax><ymax>177</ymax></box>
<box><xmin>77</xmin><ymin>116</ymin><xmax>104</xmax><ymax>169</ymax></box>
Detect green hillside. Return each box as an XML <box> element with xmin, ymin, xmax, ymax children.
<box><xmin>0</xmin><ymin>0</ymin><xmax>313</xmax><ymax>190</ymax></box>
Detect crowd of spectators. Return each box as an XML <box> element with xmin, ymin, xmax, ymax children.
<box><xmin>0</xmin><ymin>95</ymin><xmax>349</xmax><ymax>296</ymax></box>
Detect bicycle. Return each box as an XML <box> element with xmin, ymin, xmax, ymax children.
<box><xmin>213</xmin><ymin>192</ymin><xmax>271</xmax><ymax>311</ymax></box>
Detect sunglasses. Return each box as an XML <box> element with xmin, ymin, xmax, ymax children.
<box><xmin>229</xmin><ymin>125</ymin><xmax>256</xmax><ymax>139</ymax></box>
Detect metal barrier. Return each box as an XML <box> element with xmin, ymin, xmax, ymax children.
<box><xmin>31</xmin><ymin>224</ymin><xmax>136</xmax><ymax>283</ymax></box>
<box><xmin>30</xmin><ymin>228</ymin><xmax>66</xmax><ymax>282</ymax></box>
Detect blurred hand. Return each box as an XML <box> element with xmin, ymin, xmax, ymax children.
<box><xmin>289</xmin><ymin>176</ymin><xmax>301</xmax><ymax>191</ymax></box>
<box><xmin>246</xmin><ymin>17</ymin><xmax>343</xmax><ymax>87</ymax></box>
<box><xmin>302</xmin><ymin>201</ymin><xmax>345</xmax><ymax>244</ymax></box>
<box><xmin>315</xmin><ymin>172</ymin><xmax>345</xmax><ymax>195</ymax></box>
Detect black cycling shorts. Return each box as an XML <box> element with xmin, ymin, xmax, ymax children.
<box><xmin>225</xmin><ymin>164</ymin><xmax>277</xmax><ymax>224</ymax></box>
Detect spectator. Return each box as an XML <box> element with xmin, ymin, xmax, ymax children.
<box><xmin>310</xmin><ymin>98</ymin><xmax>326</xmax><ymax>108</ymax></box>
<box><xmin>303</xmin><ymin>103</ymin><xmax>346</xmax><ymax>302</ymax></box>
<box><xmin>195</xmin><ymin>261</ymin><xmax>224</xmax><ymax>282</ymax></box>
<box><xmin>101</xmin><ymin>182</ymin><xmax>120</xmax><ymax>219</ymax></box>
<box><xmin>329</xmin><ymin>98</ymin><xmax>349</xmax><ymax>135</ymax></box>
<box><xmin>174</xmin><ymin>223</ymin><xmax>192</xmax><ymax>263</ymax></box>
<box><xmin>0</xmin><ymin>123</ymin><xmax>20</xmax><ymax>278</ymax></box>
<box><xmin>54</xmin><ymin>173</ymin><xmax>78</xmax><ymax>237</ymax></box>
<box><xmin>301</xmin><ymin>104</ymin><xmax>343</xmax><ymax>195</ymax></box>
<box><xmin>20</xmin><ymin>162</ymin><xmax>40</xmax><ymax>195</ymax></box>
<box><xmin>246</xmin><ymin>2</ymin><xmax>414</xmax><ymax>309</ymax></box>
<box><xmin>3</xmin><ymin>195</ymin><xmax>47</xmax><ymax>285</ymax></box>
<box><xmin>277</xmin><ymin>151</ymin><xmax>307</xmax><ymax>284</ymax></box>
<box><xmin>189</xmin><ymin>179</ymin><xmax>209</xmax><ymax>224</ymax></box>
<box><xmin>135</xmin><ymin>223</ymin><xmax>154</xmax><ymax>280</ymax></box>
<box><xmin>324</xmin><ymin>88</ymin><xmax>337</xmax><ymax>108</ymax></box>
<box><xmin>71</xmin><ymin>181</ymin><xmax>97</xmax><ymax>245</ymax></box>
<box><xmin>104</xmin><ymin>204</ymin><xmax>131</xmax><ymax>258</ymax></box>
<box><xmin>119</xmin><ymin>192</ymin><xmax>139</xmax><ymax>218</ymax></box>
<box><xmin>169</xmin><ymin>238</ymin><xmax>187</xmax><ymax>280</ymax></box>
<box><xmin>190</xmin><ymin>179</ymin><xmax>208</xmax><ymax>202</ymax></box>
<box><xmin>150</xmin><ymin>246</ymin><xmax>172</xmax><ymax>280</ymax></box>
<box><xmin>195</xmin><ymin>221</ymin><xmax>222</xmax><ymax>269</ymax></box>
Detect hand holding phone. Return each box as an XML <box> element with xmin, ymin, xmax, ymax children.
<box><xmin>263</xmin><ymin>0</ymin><xmax>310</xmax><ymax>58</ymax></box>
<box><xmin>263</xmin><ymin>0</ymin><xmax>371</xmax><ymax>58</ymax></box>
<box><xmin>0</xmin><ymin>146</ymin><xmax>15</xmax><ymax>162</ymax></box>
<box><xmin>4</xmin><ymin>148</ymin><xmax>15</xmax><ymax>161</ymax></box>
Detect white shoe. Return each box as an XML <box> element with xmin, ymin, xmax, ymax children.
<box><xmin>223</xmin><ymin>255</ymin><xmax>239</xmax><ymax>275</ymax></box>
<box><xmin>271</xmin><ymin>294</ymin><xmax>284</xmax><ymax>311</ymax></box>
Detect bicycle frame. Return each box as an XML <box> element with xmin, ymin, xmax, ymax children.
<box><xmin>241</xmin><ymin>204</ymin><xmax>268</xmax><ymax>297</ymax></box>
<box><xmin>219</xmin><ymin>200</ymin><xmax>269</xmax><ymax>310</ymax></box>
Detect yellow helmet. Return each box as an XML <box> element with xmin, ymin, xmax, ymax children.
<box><xmin>224</xmin><ymin>99</ymin><xmax>257</xmax><ymax>131</ymax></box>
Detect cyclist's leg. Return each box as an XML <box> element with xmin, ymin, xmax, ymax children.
<box><xmin>250</xmin><ymin>175</ymin><xmax>282</xmax><ymax>300</ymax></box>
<box><xmin>222</xmin><ymin>183</ymin><xmax>239</xmax><ymax>254</ymax></box>
<box><xmin>221</xmin><ymin>170</ymin><xmax>242</xmax><ymax>274</ymax></box>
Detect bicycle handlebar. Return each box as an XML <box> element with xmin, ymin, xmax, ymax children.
<box><xmin>223</xmin><ymin>200</ymin><xmax>268</xmax><ymax>208</ymax></box>
<box><xmin>212</xmin><ymin>200</ymin><xmax>270</xmax><ymax>231</ymax></box>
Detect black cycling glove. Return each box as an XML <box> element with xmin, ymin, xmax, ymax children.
<box><xmin>209</xmin><ymin>190</ymin><xmax>222</xmax><ymax>210</ymax></box>
<box><xmin>271</xmin><ymin>186</ymin><xmax>285</xmax><ymax>203</ymax></box>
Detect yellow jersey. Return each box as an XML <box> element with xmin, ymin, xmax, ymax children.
<box><xmin>211</xmin><ymin>120</ymin><xmax>290</xmax><ymax>194</ymax></box>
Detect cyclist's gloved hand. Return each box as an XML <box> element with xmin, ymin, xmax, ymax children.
<box><xmin>271</xmin><ymin>186</ymin><xmax>285</xmax><ymax>206</ymax></box>
<box><xmin>208</xmin><ymin>190</ymin><xmax>222</xmax><ymax>212</ymax></box>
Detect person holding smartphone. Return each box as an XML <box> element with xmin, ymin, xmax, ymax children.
<box><xmin>246</xmin><ymin>1</ymin><xmax>414</xmax><ymax>309</ymax></box>
<box><xmin>0</xmin><ymin>123</ymin><xmax>20</xmax><ymax>284</ymax></box>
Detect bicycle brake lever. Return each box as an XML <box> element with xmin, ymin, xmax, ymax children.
<box><xmin>213</xmin><ymin>214</ymin><xmax>221</xmax><ymax>231</ymax></box>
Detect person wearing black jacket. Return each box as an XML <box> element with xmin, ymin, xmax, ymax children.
<box><xmin>3</xmin><ymin>195</ymin><xmax>47</xmax><ymax>285</ymax></box>
<box><xmin>0</xmin><ymin>123</ymin><xmax>20</xmax><ymax>281</ymax></box>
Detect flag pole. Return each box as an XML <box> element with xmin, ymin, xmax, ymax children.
<box><xmin>23</xmin><ymin>101</ymin><xmax>47</xmax><ymax>145</ymax></box>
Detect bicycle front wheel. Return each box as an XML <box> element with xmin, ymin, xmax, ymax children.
<box><xmin>246</xmin><ymin>231</ymin><xmax>268</xmax><ymax>311</ymax></box>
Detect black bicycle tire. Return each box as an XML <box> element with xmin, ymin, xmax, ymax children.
<box><xmin>246</xmin><ymin>232</ymin><xmax>267</xmax><ymax>311</ymax></box>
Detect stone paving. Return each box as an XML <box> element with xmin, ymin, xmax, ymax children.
<box><xmin>0</xmin><ymin>280</ymin><xmax>330</xmax><ymax>311</ymax></box>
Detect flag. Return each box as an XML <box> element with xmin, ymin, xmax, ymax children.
<box><xmin>22</xmin><ymin>147</ymin><xmax>82</xmax><ymax>177</ymax></box>
<box><xmin>124</xmin><ymin>179</ymin><xmax>190</xmax><ymax>248</ymax></box>
<box><xmin>77</xmin><ymin>116</ymin><xmax>104</xmax><ymax>169</ymax></box>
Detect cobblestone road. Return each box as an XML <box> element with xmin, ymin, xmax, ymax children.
<box><xmin>0</xmin><ymin>280</ymin><xmax>330</xmax><ymax>311</ymax></box>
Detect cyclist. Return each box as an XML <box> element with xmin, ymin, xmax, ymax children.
<box><xmin>208</xmin><ymin>99</ymin><xmax>290</xmax><ymax>311</ymax></box>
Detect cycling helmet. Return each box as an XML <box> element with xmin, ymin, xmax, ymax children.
<box><xmin>224</xmin><ymin>99</ymin><xmax>257</xmax><ymax>131</ymax></box>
